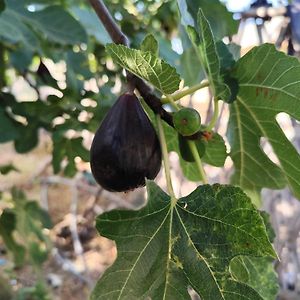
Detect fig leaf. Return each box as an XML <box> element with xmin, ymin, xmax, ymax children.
<box><xmin>91</xmin><ymin>182</ymin><xmax>275</xmax><ymax>300</ymax></box>
<box><xmin>228</xmin><ymin>43</ymin><xmax>300</xmax><ymax>198</ymax></box>
<box><xmin>106</xmin><ymin>43</ymin><xmax>181</xmax><ymax>94</ymax></box>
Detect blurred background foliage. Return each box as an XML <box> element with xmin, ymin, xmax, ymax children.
<box><xmin>0</xmin><ymin>0</ymin><xmax>239</xmax><ymax>298</ymax></box>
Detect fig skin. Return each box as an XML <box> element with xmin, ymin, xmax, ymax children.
<box><xmin>173</xmin><ymin>108</ymin><xmax>201</xmax><ymax>136</ymax></box>
<box><xmin>90</xmin><ymin>92</ymin><xmax>162</xmax><ymax>192</ymax></box>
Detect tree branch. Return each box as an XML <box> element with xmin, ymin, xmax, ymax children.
<box><xmin>87</xmin><ymin>0</ymin><xmax>174</xmax><ymax>127</ymax></box>
<box><xmin>88</xmin><ymin>0</ymin><xmax>129</xmax><ymax>46</ymax></box>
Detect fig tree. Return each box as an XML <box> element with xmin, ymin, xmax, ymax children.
<box><xmin>173</xmin><ymin>108</ymin><xmax>201</xmax><ymax>136</ymax></box>
<box><xmin>90</xmin><ymin>92</ymin><xmax>161</xmax><ymax>192</ymax></box>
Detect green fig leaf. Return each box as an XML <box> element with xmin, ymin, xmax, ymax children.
<box><xmin>91</xmin><ymin>182</ymin><xmax>275</xmax><ymax>299</ymax></box>
<box><xmin>228</xmin><ymin>44</ymin><xmax>300</xmax><ymax>198</ymax></box>
<box><xmin>5</xmin><ymin>1</ymin><xmax>87</xmax><ymax>45</ymax></box>
<box><xmin>229</xmin><ymin>211</ymin><xmax>278</xmax><ymax>300</ymax></box>
<box><xmin>186</xmin><ymin>9</ymin><xmax>231</xmax><ymax>102</ymax></box>
<box><xmin>216</xmin><ymin>41</ymin><xmax>240</xmax><ymax>102</ymax></box>
<box><xmin>0</xmin><ymin>163</ymin><xmax>19</xmax><ymax>175</ymax></box>
<box><xmin>141</xmin><ymin>34</ymin><xmax>159</xmax><ymax>56</ymax></box>
<box><xmin>179</xmin><ymin>47</ymin><xmax>205</xmax><ymax>86</ymax></box>
<box><xmin>0</xmin><ymin>210</ymin><xmax>25</xmax><ymax>267</ymax></box>
<box><xmin>180</xmin><ymin>157</ymin><xmax>202</xmax><ymax>181</ymax></box>
<box><xmin>0</xmin><ymin>106</ymin><xmax>20</xmax><ymax>143</ymax></box>
<box><xmin>202</xmin><ymin>131</ymin><xmax>227</xmax><ymax>167</ymax></box>
<box><xmin>14</xmin><ymin>122</ymin><xmax>39</xmax><ymax>153</ymax></box>
<box><xmin>1</xmin><ymin>189</ymin><xmax>52</xmax><ymax>268</ymax></box>
<box><xmin>52</xmin><ymin>135</ymin><xmax>89</xmax><ymax>177</ymax></box>
<box><xmin>230</xmin><ymin>256</ymin><xmax>279</xmax><ymax>300</ymax></box>
<box><xmin>106</xmin><ymin>43</ymin><xmax>181</xmax><ymax>94</ymax></box>
<box><xmin>0</xmin><ymin>9</ymin><xmax>39</xmax><ymax>48</ymax></box>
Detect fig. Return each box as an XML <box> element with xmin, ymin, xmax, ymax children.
<box><xmin>173</xmin><ymin>108</ymin><xmax>201</xmax><ymax>136</ymax></box>
<box><xmin>178</xmin><ymin>134</ymin><xmax>205</xmax><ymax>162</ymax></box>
<box><xmin>90</xmin><ymin>92</ymin><xmax>161</xmax><ymax>192</ymax></box>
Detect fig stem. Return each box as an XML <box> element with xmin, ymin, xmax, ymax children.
<box><xmin>165</xmin><ymin>95</ymin><xmax>180</xmax><ymax>111</ymax></box>
<box><xmin>206</xmin><ymin>98</ymin><xmax>219</xmax><ymax>132</ymax></box>
<box><xmin>167</xmin><ymin>94</ymin><xmax>208</xmax><ymax>183</ymax></box>
<box><xmin>187</xmin><ymin>140</ymin><xmax>208</xmax><ymax>184</ymax></box>
<box><xmin>161</xmin><ymin>81</ymin><xmax>209</xmax><ymax>104</ymax></box>
<box><xmin>156</xmin><ymin>114</ymin><xmax>176</xmax><ymax>200</ymax></box>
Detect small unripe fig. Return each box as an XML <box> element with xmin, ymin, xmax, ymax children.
<box><xmin>173</xmin><ymin>108</ymin><xmax>201</xmax><ymax>136</ymax></box>
<box><xmin>178</xmin><ymin>134</ymin><xmax>205</xmax><ymax>162</ymax></box>
<box><xmin>90</xmin><ymin>92</ymin><xmax>161</xmax><ymax>192</ymax></box>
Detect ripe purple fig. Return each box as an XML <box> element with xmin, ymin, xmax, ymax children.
<box><xmin>90</xmin><ymin>92</ymin><xmax>162</xmax><ymax>192</ymax></box>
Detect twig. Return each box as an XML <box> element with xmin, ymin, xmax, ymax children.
<box><xmin>204</xmin><ymin>96</ymin><xmax>213</xmax><ymax>125</ymax></box>
<box><xmin>40</xmin><ymin>173</ymin><xmax>137</xmax><ymax>288</ymax></box>
<box><xmin>40</xmin><ymin>181</ymin><xmax>49</xmax><ymax>211</ymax></box>
<box><xmin>52</xmin><ymin>248</ymin><xmax>90</xmax><ymax>284</ymax></box>
<box><xmin>87</xmin><ymin>0</ymin><xmax>174</xmax><ymax>127</ymax></box>
<box><xmin>69</xmin><ymin>183</ymin><xmax>89</xmax><ymax>274</ymax></box>
<box><xmin>40</xmin><ymin>175</ymin><xmax>135</xmax><ymax>209</ymax></box>
<box><xmin>156</xmin><ymin>115</ymin><xmax>176</xmax><ymax>199</ymax></box>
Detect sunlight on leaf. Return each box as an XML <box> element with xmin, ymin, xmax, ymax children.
<box><xmin>106</xmin><ymin>43</ymin><xmax>181</xmax><ymax>95</ymax></box>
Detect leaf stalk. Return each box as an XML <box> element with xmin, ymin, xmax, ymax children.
<box><xmin>161</xmin><ymin>81</ymin><xmax>209</xmax><ymax>104</ymax></box>
<box><xmin>206</xmin><ymin>98</ymin><xmax>219</xmax><ymax>132</ymax></box>
<box><xmin>187</xmin><ymin>141</ymin><xmax>208</xmax><ymax>184</ymax></box>
<box><xmin>165</xmin><ymin>95</ymin><xmax>208</xmax><ymax>184</ymax></box>
<box><xmin>156</xmin><ymin>114</ymin><xmax>176</xmax><ymax>200</ymax></box>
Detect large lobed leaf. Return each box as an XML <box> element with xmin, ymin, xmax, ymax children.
<box><xmin>228</xmin><ymin>44</ymin><xmax>300</xmax><ymax>198</ymax></box>
<box><xmin>91</xmin><ymin>182</ymin><xmax>275</xmax><ymax>300</ymax></box>
<box><xmin>106</xmin><ymin>43</ymin><xmax>181</xmax><ymax>95</ymax></box>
